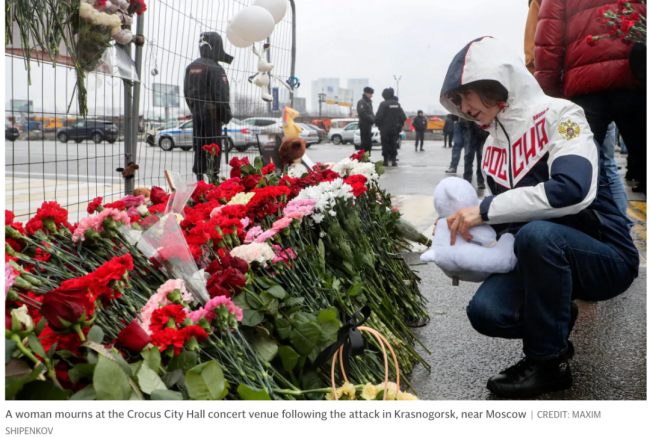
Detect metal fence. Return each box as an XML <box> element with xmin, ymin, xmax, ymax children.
<box><xmin>5</xmin><ymin>0</ymin><xmax>296</xmax><ymax>224</ymax></box>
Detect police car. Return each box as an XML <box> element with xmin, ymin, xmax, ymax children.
<box><xmin>155</xmin><ymin>119</ymin><xmax>255</xmax><ymax>152</ymax></box>
<box><xmin>353</xmin><ymin>126</ymin><xmax>404</xmax><ymax>150</ymax></box>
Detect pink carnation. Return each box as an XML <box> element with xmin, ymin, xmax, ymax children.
<box><xmin>72</xmin><ymin>215</ymin><xmax>103</xmax><ymax>242</ymax></box>
<box><xmin>122</xmin><ymin>195</ymin><xmax>146</xmax><ymax>208</ymax></box>
<box><xmin>240</xmin><ymin>217</ymin><xmax>251</xmax><ymax>229</ymax></box>
<box><xmin>204</xmin><ymin>295</ymin><xmax>243</xmax><ymax>322</ymax></box>
<box><xmin>127</xmin><ymin>206</ymin><xmax>140</xmax><ymax>217</ymax></box>
<box><xmin>245</xmin><ymin>226</ymin><xmax>263</xmax><ymax>243</ymax></box>
<box><xmin>5</xmin><ymin>263</ymin><xmax>16</xmax><ymax>296</ymax></box>
<box><xmin>254</xmin><ymin>229</ymin><xmax>278</xmax><ymax>243</ymax></box>
<box><xmin>188</xmin><ymin>308</ymin><xmax>211</xmax><ymax>324</ymax></box>
<box><xmin>284</xmin><ymin>211</ymin><xmax>304</xmax><ymax>221</ymax></box>
<box><xmin>272</xmin><ymin>217</ymin><xmax>293</xmax><ymax>231</ymax></box>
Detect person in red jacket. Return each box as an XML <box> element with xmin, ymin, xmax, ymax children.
<box><xmin>534</xmin><ymin>0</ymin><xmax>646</xmax><ymax>192</ymax></box>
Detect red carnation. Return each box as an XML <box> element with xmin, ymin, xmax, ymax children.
<box><xmin>262</xmin><ymin>163</ymin><xmax>275</xmax><ymax>175</ymax></box>
<box><xmin>189</xmin><ymin>244</ymin><xmax>203</xmax><ymax>260</ymax></box>
<box><xmin>139</xmin><ymin>214</ymin><xmax>161</xmax><ymax>230</ymax></box>
<box><xmin>620</xmin><ymin>19</ymin><xmax>634</xmax><ymax>34</ymax></box>
<box><xmin>149</xmin><ymin>304</ymin><xmax>187</xmax><ymax>333</ymax></box>
<box><xmin>87</xmin><ymin>197</ymin><xmax>103</xmax><ymax>214</ymax></box>
<box><xmin>181</xmin><ymin>325</ymin><xmax>209</xmax><ymax>342</ymax></box>
<box><xmin>40</xmin><ymin>286</ymin><xmax>94</xmax><ymax>331</ymax></box>
<box><xmin>202</xmin><ymin>143</ymin><xmax>220</xmax><ymax>156</ymax></box>
<box><xmin>104</xmin><ymin>200</ymin><xmax>126</xmax><ymax>211</ymax></box>
<box><xmin>25</xmin><ymin>218</ymin><xmax>44</xmax><ymax>235</ymax></box>
<box><xmin>130</xmin><ymin>0</ymin><xmax>147</xmax><ymax>15</ymax></box>
<box><xmin>150</xmin><ymin>186</ymin><xmax>167</xmax><ymax>205</ymax></box>
<box><xmin>148</xmin><ymin>203</ymin><xmax>167</xmax><ymax>215</ymax></box>
<box><xmin>116</xmin><ymin>320</ymin><xmax>151</xmax><ymax>352</ymax></box>
<box><xmin>586</xmin><ymin>35</ymin><xmax>597</xmax><ymax>46</ymax></box>
<box><xmin>156</xmin><ymin>245</ymin><xmax>191</xmax><ymax>263</ymax></box>
<box><xmin>38</xmin><ymin>325</ymin><xmax>89</xmax><ymax>355</ymax></box>
<box><xmin>5</xmin><ymin>210</ymin><xmax>15</xmax><ymax>225</ymax></box>
<box><xmin>34</xmin><ymin>201</ymin><xmax>68</xmax><ymax>225</ymax></box>
<box><xmin>229</xmin><ymin>157</ymin><xmax>250</xmax><ymax>178</ymax></box>
<box><xmin>151</xmin><ymin>328</ymin><xmax>185</xmax><ymax>355</ymax></box>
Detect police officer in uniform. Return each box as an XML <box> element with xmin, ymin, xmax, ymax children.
<box><xmin>374</xmin><ymin>88</ymin><xmax>406</xmax><ymax>166</ymax></box>
<box><xmin>184</xmin><ymin>32</ymin><xmax>233</xmax><ymax>181</ymax></box>
<box><xmin>356</xmin><ymin>86</ymin><xmax>375</xmax><ymax>156</ymax></box>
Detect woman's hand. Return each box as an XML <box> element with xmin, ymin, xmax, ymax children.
<box><xmin>446</xmin><ymin>206</ymin><xmax>483</xmax><ymax>245</ymax></box>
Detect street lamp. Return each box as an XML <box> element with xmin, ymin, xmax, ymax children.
<box><xmin>318</xmin><ymin>92</ymin><xmax>326</xmax><ymax>117</ymax></box>
<box><xmin>393</xmin><ymin>75</ymin><xmax>402</xmax><ymax>98</ymax></box>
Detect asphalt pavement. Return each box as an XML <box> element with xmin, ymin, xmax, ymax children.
<box><xmin>4</xmin><ymin>138</ymin><xmax>646</xmax><ymax>399</ymax></box>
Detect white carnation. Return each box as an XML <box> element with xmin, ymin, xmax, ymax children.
<box><xmin>230</xmin><ymin>243</ymin><xmax>275</xmax><ymax>266</ymax></box>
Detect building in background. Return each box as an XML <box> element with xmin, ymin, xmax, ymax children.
<box><xmin>311</xmin><ymin>78</ymin><xmax>340</xmax><ymax>113</ymax></box>
<box><xmin>347</xmin><ymin>78</ymin><xmax>369</xmax><ymax>107</ymax></box>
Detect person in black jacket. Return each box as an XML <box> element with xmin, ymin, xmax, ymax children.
<box><xmin>375</xmin><ymin>88</ymin><xmax>406</xmax><ymax>167</ymax></box>
<box><xmin>412</xmin><ymin>110</ymin><xmax>427</xmax><ymax>151</ymax></box>
<box><xmin>184</xmin><ymin>32</ymin><xmax>233</xmax><ymax>181</ymax></box>
<box><xmin>442</xmin><ymin>114</ymin><xmax>454</xmax><ymax>148</ymax></box>
<box><xmin>356</xmin><ymin>86</ymin><xmax>375</xmax><ymax>156</ymax></box>
<box><xmin>463</xmin><ymin>122</ymin><xmax>488</xmax><ymax>189</ymax></box>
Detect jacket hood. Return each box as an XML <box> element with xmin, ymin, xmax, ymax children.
<box><xmin>382</xmin><ymin>88</ymin><xmax>395</xmax><ymax>100</ymax></box>
<box><xmin>199</xmin><ymin>32</ymin><xmax>234</xmax><ymax>64</ymax></box>
<box><xmin>439</xmin><ymin>37</ymin><xmax>548</xmax><ymax>131</ymax></box>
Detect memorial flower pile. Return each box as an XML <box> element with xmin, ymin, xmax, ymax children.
<box><xmin>5</xmin><ymin>150</ymin><xmax>431</xmax><ymax>401</ymax></box>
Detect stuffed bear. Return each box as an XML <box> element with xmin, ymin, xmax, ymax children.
<box><xmin>279</xmin><ymin>137</ymin><xmax>310</xmax><ymax>177</ymax></box>
<box><xmin>420</xmin><ymin>177</ymin><xmax>517</xmax><ymax>283</ymax></box>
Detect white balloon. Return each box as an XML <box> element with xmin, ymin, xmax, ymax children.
<box><xmin>253</xmin><ymin>0</ymin><xmax>287</xmax><ymax>24</ymax></box>
<box><xmin>226</xmin><ymin>24</ymin><xmax>254</xmax><ymax>48</ymax></box>
<box><xmin>229</xmin><ymin>6</ymin><xmax>275</xmax><ymax>43</ymax></box>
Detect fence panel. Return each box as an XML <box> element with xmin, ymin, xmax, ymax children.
<box><xmin>5</xmin><ymin>0</ymin><xmax>295</xmax><ymax>223</ymax></box>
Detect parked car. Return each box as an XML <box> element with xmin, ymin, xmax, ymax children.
<box><xmin>5</xmin><ymin>122</ymin><xmax>20</xmax><ymax>142</ymax></box>
<box><xmin>22</xmin><ymin>121</ymin><xmax>43</xmax><ymax>132</ymax></box>
<box><xmin>296</xmin><ymin>123</ymin><xmax>319</xmax><ymax>147</ymax></box>
<box><xmin>328</xmin><ymin>120</ymin><xmax>359</xmax><ymax>145</ymax></box>
<box><xmin>155</xmin><ymin>119</ymin><xmax>255</xmax><ymax>152</ymax></box>
<box><xmin>241</xmin><ymin>117</ymin><xmax>283</xmax><ymax>135</ymax></box>
<box><xmin>302</xmin><ymin>123</ymin><xmax>325</xmax><ymax>143</ymax></box>
<box><xmin>353</xmin><ymin>127</ymin><xmax>403</xmax><ymax>150</ymax></box>
<box><xmin>57</xmin><ymin>120</ymin><xmax>119</xmax><ymax>144</ymax></box>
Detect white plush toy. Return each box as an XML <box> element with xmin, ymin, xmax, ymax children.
<box><xmin>420</xmin><ymin>177</ymin><xmax>517</xmax><ymax>283</ymax></box>
<box><xmin>248</xmin><ymin>44</ymin><xmax>293</xmax><ymax>102</ymax></box>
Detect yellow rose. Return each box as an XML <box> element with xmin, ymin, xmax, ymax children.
<box><xmin>396</xmin><ymin>391</ymin><xmax>419</xmax><ymax>401</ymax></box>
<box><xmin>361</xmin><ymin>383</ymin><xmax>378</xmax><ymax>400</ymax></box>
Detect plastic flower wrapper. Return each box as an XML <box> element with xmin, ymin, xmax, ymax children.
<box><xmin>164</xmin><ymin>171</ymin><xmax>198</xmax><ymax>218</ymax></box>
<box><xmin>138</xmin><ymin>213</ymin><xmax>209</xmax><ymax>304</ymax></box>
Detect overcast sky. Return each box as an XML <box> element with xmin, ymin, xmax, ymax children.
<box><xmin>295</xmin><ymin>0</ymin><xmax>529</xmax><ymax>113</ymax></box>
<box><xmin>4</xmin><ymin>0</ymin><xmax>530</xmax><ymax>118</ymax></box>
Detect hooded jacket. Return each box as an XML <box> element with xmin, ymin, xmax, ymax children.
<box><xmin>357</xmin><ymin>94</ymin><xmax>375</xmax><ymax>126</ymax></box>
<box><xmin>412</xmin><ymin>114</ymin><xmax>428</xmax><ymax>132</ymax></box>
<box><xmin>375</xmin><ymin>88</ymin><xmax>406</xmax><ymax>135</ymax></box>
<box><xmin>440</xmin><ymin>36</ymin><xmax>638</xmax><ymax>271</ymax></box>
<box><xmin>184</xmin><ymin>32</ymin><xmax>233</xmax><ymax>123</ymax></box>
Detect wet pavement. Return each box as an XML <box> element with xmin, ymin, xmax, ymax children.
<box><xmin>306</xmin><ymin>139</ymin><xmax>647</xmax><ymax>400</ymax></box>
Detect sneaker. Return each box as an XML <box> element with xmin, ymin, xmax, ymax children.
<box><xmin>486</xmin><ymin>356</ymin><xmax>573</xmax><ymax>398</ymax></box>
<box><xmin>445</xmin><ymin>167</ymin><xmax>457</xmax><ymax>174</ymax></box>
<box><xmin>477</xmin><ymin>181</ymin><xmax>486</xmax><ymax>189</ymax></box>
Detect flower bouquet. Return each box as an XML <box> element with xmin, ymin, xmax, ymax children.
<box><xmin>586</xmin><ymin>0</ymin><xmax>646</xmax><ymax>46</ymax></box>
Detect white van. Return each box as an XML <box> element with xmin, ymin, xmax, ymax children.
<box><xmin>327</xmin><ymin>118</ymin><xmax>358</xmax><ymax>145</ymax></box>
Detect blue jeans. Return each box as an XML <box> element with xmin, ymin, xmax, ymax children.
<box><xmin>466</xmin><ymin>221</ymin><xmax>636</xmax><ymax>361</ymax></box>
<box><xmin>602</xmin><ymin>123</ymin><xmax>630</xmax><ymax>220</ymax></box>
<box><xmin>450</xmin><ymin>124</ymin><xmax>466</xmax><ymax>168</ymax></box>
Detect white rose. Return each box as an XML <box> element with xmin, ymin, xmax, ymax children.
<box><xmin>136</xmin><ymin>204</ymin><xmax>148</xmax><ymax>216</ymax></box>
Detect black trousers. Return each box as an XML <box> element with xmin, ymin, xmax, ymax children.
<box><xmin>415</xmin><ymin>130</ymin><xmax>425</xmax><ymax>148</ymax></box>
<box><xmin>444</xmin><ymin>131</ymin><xmax>453</xmax><ymax>147</ymax></box>
<box><xmin>360</xmin><ymin>123</ymin><xmax>373</xmax><ymax>154</ymax></box>
<box><xmin>571</xmin><ymin>90</ymin><xmax>646</xmax><ymax>185</ymax></box>
<box><xmin>463</xmin><ymin>132</ymin><xmax>485</xmax><ymax>184</ymax></box>
<box><xmin>192</xmin><ymin>111</ymin><xmax>223</xmax><ymax>180</ymax></box>
<box><xmin>380</xmin><ymin>131</ymin><xmax>399</xmax><ymax>159</ymax></box>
